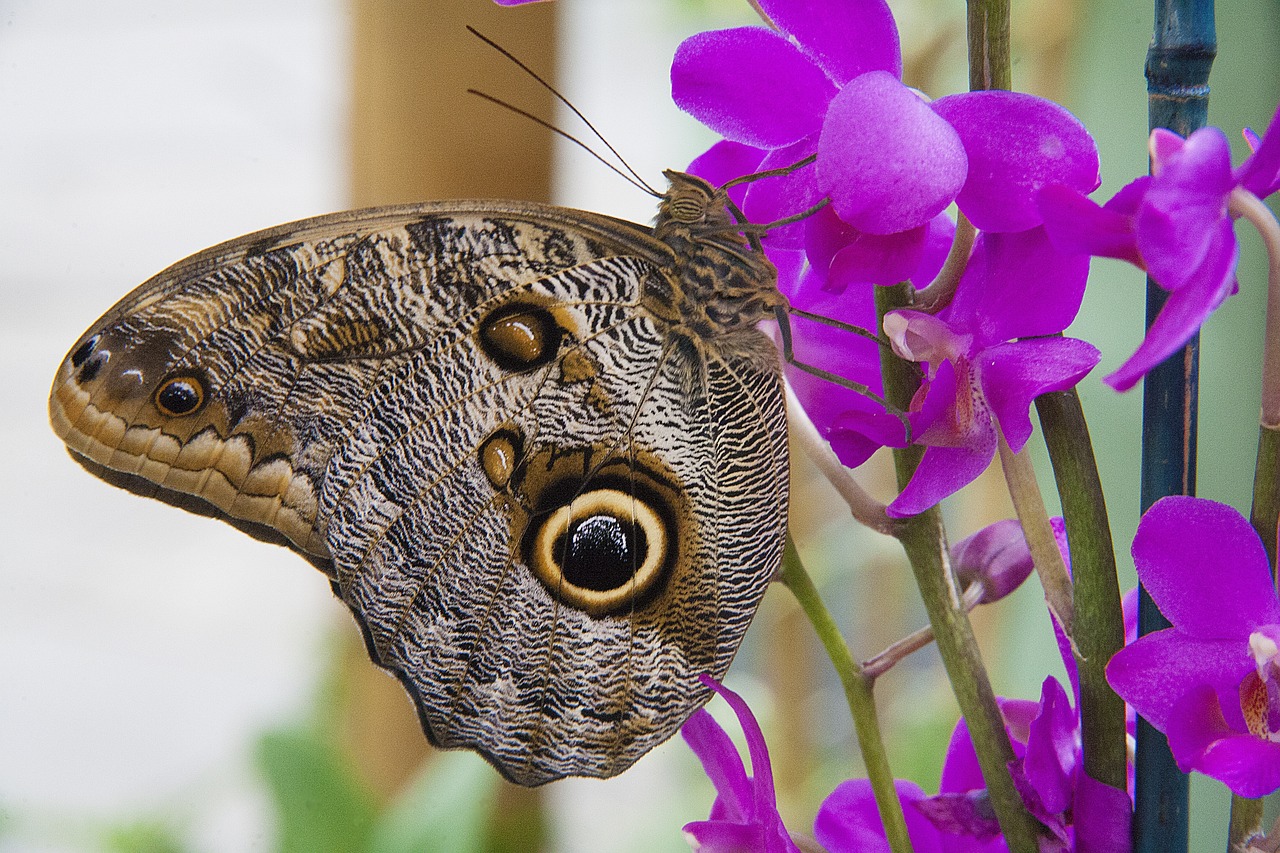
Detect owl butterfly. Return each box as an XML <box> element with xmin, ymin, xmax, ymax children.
<box><xmin>48</xmin><ymin>169</ymin><xmax>795</xmax><ymax>786</ymax></box>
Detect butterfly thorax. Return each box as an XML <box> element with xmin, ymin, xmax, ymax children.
<box><xmin>649</xmin><ymin>171</ymin><xmax>783</xmax><ymax>338</ymax></box>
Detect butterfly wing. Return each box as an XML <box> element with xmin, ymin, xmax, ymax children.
<box><xmin>49</xmin><ymin>200</ymin><xmax>788</xmax><ymax>785</ymax></box>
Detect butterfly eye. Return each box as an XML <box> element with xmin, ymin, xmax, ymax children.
<box><xmin>154</xmin><ymin>375</ymin><xmax>206</xmax><ymax>417</ymax></box>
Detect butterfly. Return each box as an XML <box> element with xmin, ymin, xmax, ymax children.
<box><xmin>48</xmin><ymin>170</ymin><xmax>791</xmax><ymax>786</ymax></box>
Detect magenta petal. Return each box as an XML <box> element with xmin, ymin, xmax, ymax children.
<box><xmin>1137</xmin><ymin>126</ymin><xmax>1234</xmax><ymax>290</ymax></box>
<box><xmin>682</xmin><ymin>819</ymin><xmax>766</xmax><ymax>851</ymax></box>
<box><xmin>951</xmin><ymin>518</ymin><xmax>1036</xmax><ymax>604</ymax></box>
<box><xmin>1163</xmin><ymin>683</ymin><xmax>1280</xmax><ymax>798</ymax></box>
<box><xmin>681</xmin><ymin>708</ymin><xmax>752</xmax><ymax>822</ymax></box>
<box><xmin>817</xmin><ymin>71</ymin><xmax>967</xmax><ymax>234</ymax></box>
<box><xmin>933</xmin><ymin>91</ymin><xmax>1100</xmax><ymax>232</ymax></box>
<box><xmin>744</xmin><ymin>140</ymin><xmax>821</xmax><ymax>250</ymax></box>
<box><xmin>979</xmin><ymin>338</ymin><xmax>1100</xmax><ymax>451</ymax></box>
<box><xmin>1236</xmin><ymin>101</ymin><xmax>1280</xmax><ymax>198</ymax></box>
<box><xmin>1074</xmin><ymin>774</ymin><xmax>1133</xmax><ymax>853</ymax></box>
<box><xmin>1198</xmin><ymin>737</ymin><xmax>1280</xmax><ymax>799</ymax></box>
<box><xmin>946</xmin><ymin>227</ymin><xmax>1090</xmax><ymax>345</ymax></box>
<box><xmin>1022</xmin><ymin>678</ymin><xmax>1075</xmax><ymax>814</ymax></box>
<box><xmin>699</xmin><ymin>676</ymin><xmax>785</xmax><ymax>829</ymax></box>
<box><xmin>1132</xmin><ymin>496</ymin><xmax>1280</xmax><ymax>636</ymax></box>
<box><xmin>687</xmin><ymin>140</ymin><xmax>768</xmax><ymax>208</ymax></box>
<box><xmin>939</xmin><ymin>720</ymin><xmax>984</xmax><ymax>794</ymax></box>
<box><xmin>887</xmin><ymin>424</ymin><xmax>997</xmax><ymax>517</ymax></box>
<box><xmin>1106</xmin><ymin>219</ymin><xmax>1238</xmax><ymax>391</ymax></box>
<box><xmin>671</xmin><ymin>28</ymin><xmax>835</xmax><ymax>148</ymax></box>
<box><xmin>1037</xmin><ymin>182</ymin><xmax>1144</xmax><ymax>267</ymax></box>
<box><xmin>1106</xmin><ymin>631</ymin><xmax>1252</xmax><ymax>729</ymax></box>
<box><xmin>830</xmin><ymin>225</ymin><xmax>930</xmax><ymax>286</ymax></box>
<box><xmin>814</xmin><ymin>779</ymin><xmax>943</xmax><ymax>853</ymax></box>
<box><xmin>758</xmin><ymin>0</ymin><xmax>902</xmax><ymax>86</ymax></box>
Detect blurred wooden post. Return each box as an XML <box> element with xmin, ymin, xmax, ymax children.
<box><xmin>343</xmin><ymin>0</ymin><xmax>556</xmax><ymax>842</ymax></box>
<box><xmin>350</xmin><ymin>0</ymin><xmax>557</xmax><ymax>207</ymax></box>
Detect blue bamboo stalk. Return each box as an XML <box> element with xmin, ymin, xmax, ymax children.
<box><xmin>1136</xmin><ymin>2</ymin><xmax>1216</xmax><ymax>851</ymax></box>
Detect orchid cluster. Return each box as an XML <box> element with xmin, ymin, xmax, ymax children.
<box><xmin>496</xmin><ymin>0</ymin><xmax>1280</xmax><ymax>851</ymax></box>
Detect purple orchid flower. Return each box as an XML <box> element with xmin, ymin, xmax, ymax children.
<box><xmin>681</xmin><ymin>676</ymin><xmax>801</xmax><ymax>852</ymax></box>
<box><xmin>672</xmin><ymin>0</ymin><xmax>1098</xmax><ymax>283</ymax></box>
<box><xmin>877</xmin><ymin>227</ymin><xmax>1098</xmax><ymax>515</ymax></box>
<box><xmin>1038</xmin><ymin>102</ymin><xmax>1280</xmax><ymax>392</ymax></box>
<box><xmin>1106</xmin><ymin>496</ymin><xmax>1280</xmax><ymax>799</ymax></box>
<box><xmin>815</xmin><ymin>681</ymin><xmax>1130</xmax><ymax>853</ymax></box>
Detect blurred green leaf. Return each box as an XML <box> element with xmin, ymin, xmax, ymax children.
<box><xmin>257</xmin><ymin>727</ymin><xmax>378</xmax><ymax>853</ymax></box>
<box><xmin>368</xmin><ymin>751</ymin><xmax>498</xmax><ymax>853</ymax></box>
<box><xmin>103</xmin><ymin>820</ymin><xmax>186</xmax><ymax>853</ymax></box>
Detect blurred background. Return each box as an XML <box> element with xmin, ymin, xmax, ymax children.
<box><xmin>1</xmin><ymin>0</ymin><xmax>1277</xmax><ymax>850</ymax></box>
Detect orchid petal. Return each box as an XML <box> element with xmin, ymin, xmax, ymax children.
<box><xmin>743</xmin><ymin>140</ymin><xmax>821</xmax><ymax>250</ymax></box>
<box><xmin>1137</xmin><ymin>126</ymin><xmax>1235</xmax><ymax>291</ymax></box>
<box><xmin>1037</xmin><ymin>181</ymin><xmax>1145</xmax><ymax>267</ymax></box>
<box><xmin>687</xmin><ymin>140</ymin><xmax>768</xmax><ymax>208</ymax></box>
<box><xmin>672</xmin><ymin>28</ymin><xmax>835</xmax><ymax>148</ymax></box>
<box><xmin>814</xmin><ymin>779</ymin><xmax>944</xmax><ymax>853</ymax></box>
<box><xmin>979</xmin><ymin>337</ymin><xmax>1100</xmax><ymax>452</ymax></box>
<box><xmin>1132</xmin><ymin>496</ymin><xmax>1280</xmax><ymax>636</ymax></box>
<box><xmin>1105</xmin><ymin>218</ymin><xmax>1238</xmax><ymax>391</ymax></box>
<box><xmin>945</xmin><ymin>227</ymin><xmax>1090</xmax><ymax>345</ymax></box>
<box><xmin>932</xmin><ymin>91</ymin><xmax>1100</xmax><ymax>232</ymax></box>
<box><xmin>1165</xmin><ymin>683</ymin><xmax>1280</xmax><ymax>797</ymax></box>
<box><xmin>1074</xmin><ymin>774</ymin><xmax>1133</xmax><ymax>853</ymax></box>
<box><xmin>681</xmin><ymin>708</ymin><xmax>753</xmax><ymax>822</ymax></box>
<box><xmin>887</xmin><ymin>422</ymin><xmax>997</xmax><ymax>517</ymax></box>
<box><xmin>817</xmin><ymin>71</ymin><xmax>967</xmax><ymax>234</ymax></box>
<box><xmin>682</xmin><ymin>819</ymin><xmax>765</xmax><ymax>851</ymax></box>
<box><xmin>1106</xmin><ymin>631</ymin><xmax>1253</xmax><ymax>729</ymax></box>
<box><xmin>1236</xmin><ymin>101</ymin><xmax>1280</xmax><ymax>198</ymax></box>
<box><xmin>1022</xmin><ymin>678</ymin><xmax>1075</xmax><ymax>814</ymax></box>
<box><xmin>758</xmin><ymin>0</ymin><xmax>903</xmax><ymax>86</ymax></box>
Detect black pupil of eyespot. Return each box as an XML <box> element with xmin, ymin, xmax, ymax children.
<box><xmin>561</xmin><ymin>514</ymin><xmax>644</xmax><ymax>592</ymax></box>
<box><xmin>158</xmin><ymin>380</ymin><xmax>200</xmax><ymax>414</ymax></box>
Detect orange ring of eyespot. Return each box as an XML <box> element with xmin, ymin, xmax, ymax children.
<box><xmin>154</xmin><ymin>375</ymin><xmax>206</xmax><ymax>417</ymax></box>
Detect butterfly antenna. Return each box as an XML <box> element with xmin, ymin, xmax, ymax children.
<box><xmin>466</xmin><ymin>26</ymin><xmax>660</xmax><ymax>197</ymax></box>
<box><xmin>466</xmin><ymin>90</ymin><xmax>654</xmax><ymax>196</ymax></box>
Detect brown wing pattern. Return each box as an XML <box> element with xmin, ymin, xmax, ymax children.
<box><xmin>48</xmin><ymin>178</ymin><xmax>788</xmax><ymax>786</ymax></box>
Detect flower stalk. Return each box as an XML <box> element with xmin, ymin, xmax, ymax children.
<box><xmin>1034</xmin><ymin>389</ymin><xmax>1130</xmax><ymax>797</ymax></box>
<box><xmin>995</xmin><ymin>429</ymin><xmax>1074</xmax><ymax>633</ymax></box>
<box><xmin>778</xmin><ymin>538</ymin><xmax>912</xmax><ymax>853</ymax></box>
<box><xmin>878</xmin><ymin>282</ymin><xmax>1043</xmax><ymax>853</ymax></box>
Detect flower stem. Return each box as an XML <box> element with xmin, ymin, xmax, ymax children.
<box><xmin>1232</xmin><ymin>188</ymin><xmax>1280</xmax><ymax>853</ymax></box>
<box><xmin>995</xmin><ymin>429</ymin><xmax>1074</xmax><ymax>633</ymax></box>
<box><xmin>1230</xmin><ymin>189</ymin><xmax>1280</xmax><ymax>429</ymax></box>
<box><xmin>966</xmin><ymin>0</ymin><xmax>1011</xmax><ymax>91</ymax></box>
<box><xmin>876</xmin><ymin>282</ymin><xmax>1043</xmax><ymax>853</ymax></box>
<box><xmin>1034</xmin><ymin>390</ymin><xmax>1129</xmax><ymax>796</ymax></box>
<box><xmin>778</xmin><ymin>537</ymin><xmax>912</xmax><ymax>853</ymax></box>
<box><xmin>786</xmin><ymin>387</ymin><xmax>901</xmax><ymax>537</ymax></box>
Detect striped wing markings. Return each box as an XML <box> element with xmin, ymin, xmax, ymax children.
<box><xmin>312</xmin><ymin>256</ymin><xmax>651</xmax><ymax>542</ymax></box>
<box><xmin>519</xmin><ymin>334</ymin><xmax>680</xmax><ymax>774</ymax></box>
<box><xmin>336</xmin><ymin>263</ymin><xmax>652</xmax><ymax>656</ymax></box>
<box><xmin>92</xmin><ymin>239</ymin><xmax>355</xmax><ymax>507</ymax></box>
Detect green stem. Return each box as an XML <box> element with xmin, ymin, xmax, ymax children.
<box><xmin>779</xmin><ymin>537</ymin><xmax>912</xmax><ymax>853</ymax></box>
<box><xmin>877</xmin><ymin>283</ymin><xmax>1042</xmax><ymax>853</ymax></box>
<box><xmin>967</xmin><ymin>0</ymin><xmax>1012</xmax><ymax>91</ymax></box>
<box><xmin>995</xmin><ymin>429</ymin><xmax>1075</xmax><ymax>633</ymax></box>
<box><xmin>1232</xmin><ymin>192</ymin><xmax>1280</xmax><ymax>850</ymax></box>
<box><xmin>1034</xmin><ymin>390</ymin><xmax>1129</xmax><ymax>797</ymax></box>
